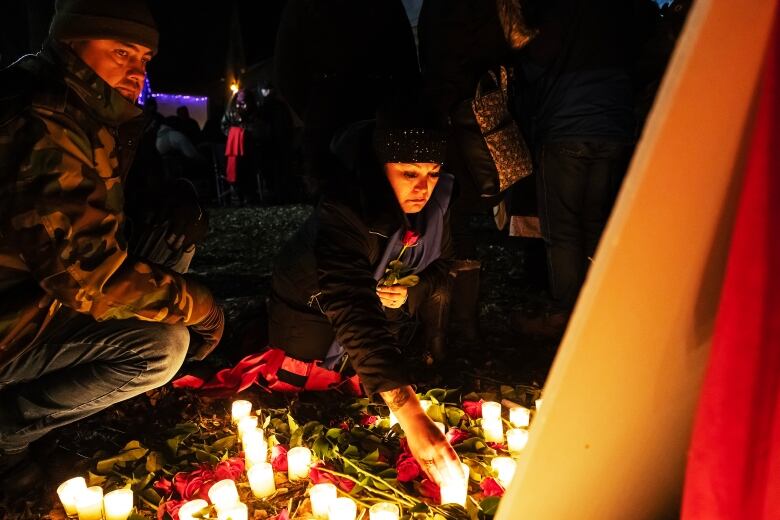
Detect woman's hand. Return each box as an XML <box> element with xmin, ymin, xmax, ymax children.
<box><xmin>380</xmin><ymin>386</ymin><xmax>462</xmax><ymax>486</ymax></box>
<box><xmin>376</xmin><ymin>284</ymin><xmax>408</xmax><ymax>308</ymax></box>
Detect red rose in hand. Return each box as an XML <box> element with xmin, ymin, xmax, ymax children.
<box><xmin>419</xmin><ymin>478</ymin><xmax>441</xmax><ymax>502</ymax></box>
<box><xmin>272</xmin><ymin>444</ymin><xmax>289</xmax><ymax>472</ymax></box>
<box><xmin>215</xmin><ymin>457</ymin><xmax>245</xmax><ymax>481</ymax></box>
<box><xmin>446</xmin><ymin>428</ymin><xmax>471</xmax><ymax>445</ymax></box>
<box><xmin>462</xmin><ymin>400</ymin><xmax>483</xmax><ymax>419</ymax></box>
<box><xmin>480</xmin><ymin>476</ymin><xmax>505</xmax><ymax>497</ymax></box>
<box><xmin>402</xmin><ymin>230</ymin><xmax>420</xmax><ymax>247</ymax></box>
<box><xmin>395</xmin><ymin>452</ymin><xmax>421</xmax><ymax>482</ymax></box>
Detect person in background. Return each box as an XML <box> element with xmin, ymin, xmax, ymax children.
<box><xmin>222</xmin><ymin>88</ymin><xmax>263</xmax><ymax>205</ymax></box>
<box><xmin>0</xmin><ymin>0</ymin><xmax>223</xmax><ymax>494</ymax></box>
<box><xmin>176</xmin><ymin>105</ymin><xmax>202</xmax><ymax>146</ymax></box>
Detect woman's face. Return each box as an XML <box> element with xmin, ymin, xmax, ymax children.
<box><xmin>384</xmin><ymin>162</ymin><xmax>441</xmax><ymax>214</ymax></box>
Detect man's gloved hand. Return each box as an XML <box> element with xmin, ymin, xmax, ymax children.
<box><xmin>188</xmin><ymin>302</ymin><xmax>225</xmax><ymax>361</ymax></box>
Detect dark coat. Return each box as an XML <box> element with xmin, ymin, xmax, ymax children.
<box><xmin>268</xmin><ymin>122</ymin><xmax>453</xmax><ymax>396</ymax></box>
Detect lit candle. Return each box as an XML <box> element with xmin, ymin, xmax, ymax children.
<box><xmin>440</xmin><ymin>463</ymin><xmax>470</xmax><ymax>507</ymax></box>
<box><xmin>243</xmin><ymin>428</ymin><xmax>268</xmax><ymax>466</ymax></box>
<box><xmin>103</xmin><ymin>488</ymin><xmax>133</xmax><ymax>520</ymax></box>
<box><xmin>388</xmin><ymin>411</ymin><xmax>398</xmax><ymax>427</ymax></box>
<box><xmin>231</xmin><ymin>400</ymin><xmax>252</xmax><ymax>424</ymax></box>
<box><xmin>179</xmin><ymin>499</ymin><xmax>209</xmax><ymax>520</ymax></box>
<box><xmin>491</xmin><ymin>457</ymin><xmax>517</xmax><ymax>488</ymax></box>
<box><xmin>328</xmin><ymin>496</ymin><xmax>357</xmax><ymax>520</ymax></box>
<box><xmin>57</xmin><ymin>476</ymin><xmax>87</xmax><ymax>516</ymax></box>
<box><xmin>237</xmin><ymin>415</ymin><xmax>259</xmax><ymax>441</ymax></box>
<box><xmin>369</xmin><ymin>502</ymin><xmax>400</xmax><ymax>520</ymax></box>
<box><xmin>535</xmin><ymin>398</ymin><xmax>543</xmax><ymax>411</ymax></box>
<box><xmin>287</xmin><ymin>446</ymin><xmax>313</xmax><ymax>480</ymax></box>
<box><xmin>482</xmin><ymin>417</ymin><xmax>504</xmax><ymax>443</ymax></box>
<box><xmin>208</xmin><ymin>479</ymin><xmax>240</xmax><ymax>512</ymax></box>
<box><xmin>509</xmin><ymin>406</ymin><xmax>530</xmax><ymax>428</ymax></box>
<box><xmin>310</xmin><ymin>482</ymin><xmax>337</xmax><ymax>518</ymax></box>
<box><xmin>433</xmin><ymin>421</ymin><xmax>446</xmax><ymax>433</ymax></box>
<box><xmin>419</xmin><ymin>400</ymin><xmax>432</xmax><ymax>414</ymax></box>
<box><xmin>75</xmin><ymin>486</ymin><xmax>104</xmax><ymax>520</ymax></box>
<box><xmin>507</xmin><ymin>428</ymin><xmax>529</xmax><ymax>453</ymax></box>
<box><xmin>248</xmin><ymin>462</ymin><xmax>276</xmax><ymax>498</ymax></box>
<box><xmin>217</xmin><ymin>502</ymin><xmax>248</xmax><ymax>520</ymax></box>
<box><xmin>482</xmin><ymin>401</ymin><xmax>502</xmax><ymax>421</ymax></box>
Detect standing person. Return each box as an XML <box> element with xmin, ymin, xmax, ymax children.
<box><xmin>258</xmin><ymin>97</ymin><xmax>462</xmax><ymax>483</ymax></box>
<box><xmin>176</xmin><ymin>105</ymin><xmax>202</xmax><ymax>146</ymax></box>
<box><xmin>512</xmin><ymin>0</ymin><xmax>638</xmax><ymax>337</ymax></box>
<box><xmin>222</xmin><ymin>88</ymin><xmax>263</xmax><ymax>205</ymax></box>
<box><xmin>0</xmin><ymin>0</ymin><xmax>223</xmax><ymax>493</ymax></box>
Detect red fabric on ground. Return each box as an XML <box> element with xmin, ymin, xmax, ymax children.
<box><xmin>681</xmin><ymin>11</ymin><xmax>780</xmax><ymax>519</ymax></box>
<box><xmin>224</xmin><ymin>126</ymin><xmax>245</xmax><ymax>183</ymax></box>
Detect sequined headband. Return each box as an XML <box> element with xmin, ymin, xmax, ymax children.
<box><xmin>373</xmin><ymin>128</ymin><xmax>448</xmax><ymax>164</ymax></box>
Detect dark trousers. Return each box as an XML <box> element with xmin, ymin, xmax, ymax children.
<box><xmin>536</xmin><ymin>140</ymin><xmax>634</xmax><ymax>312</ymax></box>
<box><xmin>0</xmin><ymin>218</ymin><xmax>195</xmax><ymax>454</ymax></box>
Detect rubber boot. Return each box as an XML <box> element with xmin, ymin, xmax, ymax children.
<box><xmin>449</xmin><ymin>260</ymin><xmax>482</xmax><ymax>343</ymax></box>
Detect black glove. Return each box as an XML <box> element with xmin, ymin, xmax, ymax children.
<box><xmin>188</xmin><ymin>303</ymin><xmax>225</xmax><ymax>361</ymax></box>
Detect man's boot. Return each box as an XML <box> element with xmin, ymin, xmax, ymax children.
<box><xmin>449</xmin><ymin>260</ymin><xmax>482</xmax><ymax>344</ymax></box>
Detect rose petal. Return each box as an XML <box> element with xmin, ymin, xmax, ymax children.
<box><xmin>480</xmin><ymin>476</ymin><xmax>505</xmax><ymax>497</ymax></box>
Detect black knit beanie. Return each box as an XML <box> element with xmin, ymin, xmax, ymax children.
<box><xmin>49</xmin><ymin>0</ymin><xmax>159</xmax><ymax>54</ymax></box>
<box><xmin>373</xmin><ymin>92</ymin><xmax>448</xmax><ymax>165</ymax></box>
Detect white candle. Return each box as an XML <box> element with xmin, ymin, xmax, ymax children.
<box><xmin>388</xmin><ymin>411</ymin><xmax>398</xmax><ymax>427</ymax></box>
<box><xmin>208</xmin><ymin>479</ymin><xmax>240</xmax><ymax>512</ymax></box>
<box><xmin>243</xmin><ymin>428</ymin><xmax>268</xmax><ymax>466</ymax></box>
<box><xmin>287</xmin><ymin>446</ymin><xmax>313</xmax><ymax>480</ymax></box>
<box><xmin>369</xmin><ymin>502</ymin><xmax>400</xmax><ymax>520</ymax></box>
<box><xmin>482</xmin><ymin>401</ymin><xmax>502</xmax><ymax>421</ymax></box>
<box><xmin>535</xmin><ymin>398</ymin><xmax>543</xmax><ymax>411</ymax></box>
<box><xmin>57</xmin><ymin>476</ymin><xmax>87</xmax><ymax>516</ymax></box>
<box><xmin>328</xmin><ymin>497</ymin><xmax>357</xmax><ymax>520</ymax></box>
<box><xmin>178</xmin><ymin>499</ymin><xmax>209</xmax><ymax>520</ymax></box>
<box><xmin>248</xmin><ymin>462</ymin><xmax>276</xmax><ymax>498</ymax></box>
<box><xmin>440</xmin><ymin>462</ymin><xmax>470</xmax><ymax>507</ymax></box>
<box><xmin>75</xmin><ymin>486</ymin><xmax>104</xmax><ymax>520</ymax></box>
<box><xmin>217</xmin><ymin>502</ymin><xmax>248</xmax><ymax>520</ymax></box>
<box><xmin>310</xmin><ymin>482</ymin><xmax>337</xmax><ymax>518</ymax></box>
<box><xmin>433</xmin><ymin>421</ymin><xmax>446</xmax><ymax>433</ymax></box>
<box><xmin>507</xmin><ymin>428</ymin><xmax>529</xmax><ymax>453</ymax></box>
<box><xmin>103</xmin><ymin>488</ymin><xmax>133</xmax><ymax>520</ymax></box>
<box><xmin>509</xmin><ymin>406</ymin><xmax>531</xmax><ymax>428</ymax></box>
<box><xmin>237</xmin><ymin>415</ymin><xmax>259</xmax><ymax>441</ymax></box>
<box><xmin>482</xmin><ymin>417</ymin><xmax>504</xmax><ymax>443</ymax></box>
<box><xmin>231</xmin><ymin>400</ymin><xmax>252</xmax><ymax>424</ymax></box>
<box><xmin>491</xmin><ymin>456</ymin><xmax>517</xmax><ymax>487</ymax></box>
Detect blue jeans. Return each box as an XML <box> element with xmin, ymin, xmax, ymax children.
<box><xmin>536</xmin><ymin>140</ymin><xmax>634</xmax><ymax>312</ymax></box>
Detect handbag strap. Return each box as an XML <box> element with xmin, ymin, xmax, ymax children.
<box><xmin>475</xmin><ymin>65</ymin><xmax>511</xmax><ymax>105</ymax></box>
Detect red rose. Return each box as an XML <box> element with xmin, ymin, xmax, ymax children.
<box><xmin>309</xmin><ymin>462</ymin><xmax>356</xmax><ymax>492</ymax></box>
<box><xmin>153</xmin><ymin>476</ymin><xmax>173</xmax><ymax>496</ymax></box>
<box><xmin>480</xmin><ymin>477</ymin><xmax>505</xmax><ymax>497</ymax></box>
<box><xmin>419</xmin><ymin>478</ymin><xmax>441</xmax><ymax>502</ymax></box>
<box><xmin>359</xmin><ymin>414</ymin><xmax>378</xmax><ymax>426</ymax></box>
<box><xmin>445</xmin><ymin>428</ymin><xmax>471</xmax><ymax>445</ymax></box>
<box><xmin>271</xmin><ymin>444</ymin><xmax>289</xmax><ymax>472</ymax></box>
<box><xmin>395</xmin><ymin>452</ymin><xmax>421</xmax><ymax>482</ymax></box>
<box><xmin>402</xmin><ymin>230</ymin><xmax>420</xmax><ymax>247</ymax></box>
<box><xmin>157</xmin><ymin>499</ymin><xmax>184</xmax><ymax>520</ymax></box>
<box><xmin>215</xmin><ymin>457</ymin><xmax>245</xmax><ymax>481</ymax></box>
<box><xmin>462</xmin><ymin>400</ymin><xmax>483</xmax><ymax>419</ymax></box>
<box><xmin>272</xmin><ymin>509</ymin><xmax>290</xmax><ymax>520</ymax></box>
<box><xmin>487</xmin><ymin>442</ymin><xmax>506</xmax><ymax>451</ymax></box>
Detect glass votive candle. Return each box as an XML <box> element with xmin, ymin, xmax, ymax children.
<box><xmin>57</xmin><ymin>476</ymin><xmax>87</xmax><ymax>516</ymax></box>
<box><xmin>237</xmin><ymin>415</ymin><xmax>259</xmax><ymax>441</ymax></box>
<box><xmin>369</xmin><ymin>502</ymin><xmax>400</xmax><ymax>520</ymax></box>
<box><xmin>310</xmin><ymin>482</ymin><xmax>337</xmax><ymax>518</ymax></box>
<box><xmin>248</xmin><ymin>462</ymin><xmax>276</xmax><ymax>498</ymax></box>
<box><xmin>507</xmin><ymin>428</ymin><xmax>529</xmax><ymax>453</ymax></box>
<box><xmin>208</xmin><ymin>479</ymin><xmax>240</xmax><ymax>512</ymax></box>
<box><xmin>231</xmin><ymin>400</ymin><xmax>252</xmax><ymax>424</ymax></box>
<box><xmin>76</xmin><ymin>486</ymin><xmax>104</xmax><ymax>520</ymax></box>
<box><xmin>328</xmin><ymin>496</ymin><xmax>357</xmax><ymax>520</ymax></box>
<box><xmin>217</xmin><ymin>502</ymin><xmax>248</xmax><ymax>520</ymax></box>
<box><xmin>482</xmin><ymin>417</ymin><xmax>504</xmax><ymax>443</ymax></box>
<box><xmin>481</xmin><ymin>401</ymin><xmax>502</xmax><ymax>421</ymax></box>
<box><xmin>243</xmin><ymin>428</ymin><xmax>268</xmax><ymax>466</ymax></box>
<box><xmin>287</xmin><ymin>446</ymin><xmax>313</xmax><ymax>480</ymax></box>
<box><xmin>509</xmin><ymin>406</ymin><xmax>531</xmax><ymax>428</ymax></box>
<box><xmin>178</xmin><ymin>499</ymin><xmax>209</xmax><ymax>520</ymax></box>
<box><xmin>440</xmin><ymin>462</ymin><xmax>470</xmax><ymax>507</ymax></box>
<box><xmin>491</xmin><ymin>456</ymin><xmax>517</xmax><ymax>488</ymax></box>
<box><xmin>103</xmin><ymin>488</ymin><xmax>133</xmax><ymax>520</ymax></box>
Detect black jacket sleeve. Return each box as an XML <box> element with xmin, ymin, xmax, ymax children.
<box><xmin>314</xmin><ymin>200</ymin><xmax>412</xmax><ymax>396</ymax></box>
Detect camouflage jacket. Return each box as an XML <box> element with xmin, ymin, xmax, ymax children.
<box><xmin>0</xmin><ymin>40</ymin><xmax>214</xmax><ymax>370</ymax></box>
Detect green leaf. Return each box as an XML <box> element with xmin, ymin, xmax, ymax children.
<box><xmin>456</xmin><ymin>438</ymin><xmax>489</xmax><ymax>454</ymax></box>
<box><xmin>87</xmin><ymin>471</ymin><xmax>106</xmax><ymax>486</ymax></box>
<box><xmin>480</xmin><ymin>497</ymin><xmax>501</xmax><ymax>516</ymax></box>
<box><xmin>425</xmin><ymin>388</ymin><xmax>448</xmax><ymax>402</ymax></box>
<box><xmin>342</xmin><ymin>445</ymin><xmax>359</xmax><ymax>459</ymax></box>
<box><xmin>288</xmin><ymin>414</ymin><xmax>300</xmax><ymax>434</ymax></box>
<box><xmin>396</xmin><ymin>274</ymin><xmax>420</xmax><ymax>287</ymax></box>
<box><xmin>145</xmin><ymin>451</ymin><xmax>165</xmax><ymax>473</ymax></box>
<box><xmin>361</xmin><ymin>449</ymin><xmax>380</xmax><ymax>464</ymax></box>
<box><xmin>166</xmin><ymin>434</ymin><xmax>187</xmax><ymax>457</ymax></box>
<box><xmin>326</xmin><ymin>427</ymin><xmax>344</xmax><ymax>441</ymax></box>
<box><xmin>312</xmin><ymin>437</ymin><xmax>333</xmax><ymax>460</ymax></box>
<box><xmin>131</xmin><ymin>473</ymin><xmax>154</xmax><ymax>493</ymax></box>
<box><xmin>446</xmin><ymin>407</ymin><xmax>466</xmax><ymax>427</ymax></box>
<box><xmin>411</xmin><ymin>502</ymin><xmax>430</xmax><ymax>513</ymax></box>
<box><xmin>428</xmin><ymin>404</ymin><xmax>446</xmax><ymax>423</ymax></box>
<box><xmin>195</xmin><ymin>448</ymin><xmax>219</xmax><ymax>465</ymax></box>
<box><xmin>209</xmin><ymin>435</ymin><xmax>237</xmax><ymax>453</ymax></box>
<box><xmin>96</xmin><ymin>441</ymin><xmax>148</xmax><ymax>474</ymax></box>
<box><xmin>139</xmin><ymin>487</ymin><xmax>162</xmax><ymax>507</ymax></box>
